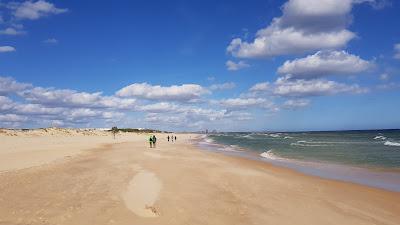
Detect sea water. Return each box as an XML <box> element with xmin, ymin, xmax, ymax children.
<box><xmin>196</xmin><ymin>130</ymin><xmax>400</xmax><ymax>192</ymax></box>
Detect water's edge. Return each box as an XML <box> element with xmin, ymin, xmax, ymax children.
<box><xmin>193</xmin><ymin>135</ymin><xmax>400</xmax><ymax>192</ymax></box>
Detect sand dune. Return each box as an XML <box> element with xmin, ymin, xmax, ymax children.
<box><xmin>0</xmin><ymin>128</ymin><xmax>140</xmax><ymax>171</ymax></box>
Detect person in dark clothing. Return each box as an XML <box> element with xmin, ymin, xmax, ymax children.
<box><xmin>149</xmin><ymin>136</ymin><xmax>153</xmax><ymax>148</ymax></box>
<box><xmin>175</xmin><ymin>136</ymin><xmax>177</xmax><ymax>141</ymax></box>
<box><xmin>152</xmin><ymin>135</ymin><xmax>157</xmax><ymax>148</ymax></box>
<box><xmin>167</xmin><ymin>135</ymin><xmax>170</xmax><ymax>142</ymax></box>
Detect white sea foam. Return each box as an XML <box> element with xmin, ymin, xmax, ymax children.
<box><xmin>374</xmin><ymin>135</ymin><xmax>387</xmax><ymax>140</ymax></box>
<box><xmin>290</xmin><ymin>142</ymin><xmax>329</xmax><ymax>147</ymax></box>
<box><xmin>260</xmin><ymin>150</ymin><xmax>279</xmax><ymax>160</ymax></box>
<box><xmin>384</xmin><ymin>141</ymin><xmax>400</xmax><ymax>147</ymax></box>
<box><xmin>241</xmin><ymin>134</ymin><xmax>255</xmax><ymax>139</ymax></box>
<box><xmin>204</xmin><ymin>138</ymin><xmax>214</xmax><ymax>143</ymax></box>
<box><xmin>294</xmin><ymin>140</ymin><xmax>365</xmax><ymax>145</ymax></box>
<box><xmin>217</xmin><ymin>145</ymin><xmax>242</xmax><ymax>152</ymax></box>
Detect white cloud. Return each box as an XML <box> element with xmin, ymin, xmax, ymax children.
<box><xmin>228</xmin><ymin>29</ymin><xmax>354</xmax><ymax>58</ymax></box>
<box><xmin>394</xmin><ymin>43</ymin><xmax>400</xmax><ymax>60</ymax></box>
<box><xmin>278</xmin><ymin>50</ymin><xmax>373</xmax><ymax>79</ymax></box>
<box><xmin>43</xmin><ymin>38</ymin><xmax>58</xmax><ymax>44</ymax></box>
<box><xmin>226</xmin><ymin>60</ymin><xmax>250</xmax><ymax>71</ymax></box>
<box><xmin>145</xmin><ymin>114</ymin><xmax>182</xmax><ymax>124</ymax></box>
<box><xmin>138</xmin><ymin>102</ymin><xmax>178</xmax><ymax>113</ymax></box>
<box><xmin>0</xmin><ymin>114</ymin><xmax>27</xmax><ymax>123</ymax></box>
<box><xmin>376</xmin><ymin>82</ymin><xmax>400</xmax><ymax>90</ymax></box>
<box><xmin>249</xmin><ymin>82</ymin><xmax>270</xmax><ymax>92</ymax></box>
<box><xmin>217</xmin><ymin>98</ymin><xmax>275</xmax><ymax>110</ymax></box>
<box><xmin>0</xmin><ymin>96</ymin><xmax>16</xmax><ymax>111</ymax></box>
<box><xmin>11</xmin><ymin>0</ymin><xmax>68</xmax><ymax>20</ymax></box>
<box><xmin>0</xmin><ymin>27</ymin><xmax>25</xmax><ymax>35</ymax></box>
<box><xmin>226</xmin><ymin>0</ymin><xmax>377</xmax><ymax>58</ymax></box>
<box><xmin>14</xmin><ymin>103</ymin><xmax>63</xmax><ymax>116</ymax></box>
<box><xmin>282</xmin><ymin>99</ymin><xmax>310</xmax><ymax>109</ymax></box>
<box><xmin>273</xmin><ymin>75</ymin><xmax>368</xmax><ymax>97</ymax></box>
<box><xmin>116</xmin><ymin>83</ymin><xmax>210</xmax><ymax>101</ymax></box>
<box><xmin>209</xmin><ymin>82</ymin><xmax>236</xmax><ymax>91</ymax></box>
<box><xmin>0</xmin><ymin>76</ymin><xmax>31</xmax><ymax>95</ymax></box>
<box><xmin>0</xmin><ymin>46</ymin><xmax>16</xmax><ymax>53</ymax></box>
<box><xmin>379</xmin><ymin>73</ymin><xmax>389</xmax><ymax>81</ymax></box>
<box><xmin>19</xmin><ymin>87</ymin><xmax>137</xmax><ymax>109</ymax></box>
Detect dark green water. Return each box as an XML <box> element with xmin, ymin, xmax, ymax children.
<box><xmin>207</xmin><ymin>130</ymin><xmax>400</xmax><ymax>169</ymax></box>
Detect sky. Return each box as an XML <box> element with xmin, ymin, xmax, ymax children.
<box><xmin>0</xmin><ymin>0</ymin><xmax>400</xmax><ymax>131</ymax></box>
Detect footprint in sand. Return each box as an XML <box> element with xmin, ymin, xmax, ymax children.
<box><xmin>122</xmin><ymin>171</ymin><xmax>162</xmax><ymax>217</ymax></box>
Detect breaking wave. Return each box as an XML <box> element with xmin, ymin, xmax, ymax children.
<box><xmin>260</xmin><ymin>150</ymin><xmax>280</xmax><ymax>160</ymax></box>
<box><xmin>384</xmin><ymin>141</ymin><xmax>400</xmax><ymax>147</ymax></box>
<box><xmin>374</xmin><ymin>135</ymin><xmax>387</xmax><ymax>140</ymax></box>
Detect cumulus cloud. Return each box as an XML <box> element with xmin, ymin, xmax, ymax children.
<box><xmin>0</xmin><ymin>46</ymin><xmax>16</xmax><ymax>52</ymax></box>
<box><xmin>394</xmin><ymin>43</ymin><xmax>400</xmax><ymax>60</ymax></box>
<box><xmin>0</xmin><ymin>27</ymin><xmax>25</xmax><ymax>35</ymax></box>
<box><xmin>13</xmin><ymin>103</ymin><xmax>64</xmax><ymax>116</ymax></box>
<box><xmin>19</xmin><ymin>87</ymin><xmax>137</xmax><ymax>109</ymax></box>
<box><xmin>273</xmin><ymin>75</ymin><xmax>367</xmax><ymax>97</ymax></box>
<box><xmin>217</xmin><ymin>98</ymin><xmax>275</xmax><ymax>111</ymax></box>
<box><xmin>0</xmin><ymin>96</ymin><xmax>16</xmax><ymax>111</ymax></box>
<box><xmin>138</xmin><ymin>102</ymin><xmax>178</xmax><ymax>113</ymax></box>
<box><xmin>249</xmin><ymin>82</ymin><xmax>270</xmax><ymax>92</ymax></box>
<box><xmin>10</xmin><ymin>0</ymin><xmax>68</xmax><ymax>20</ymax></box>
<box><xmin>146</xmin><ymin>108</ymin><xmax>254</xmax><ymax>128</ymax></box>
<box><xmin>209</xmin><ymin>82</ymin><xmax>236</xmax><ymax>91</ymax></box>
<box><xmin>278</xmin><ymin>50</ymin><xmax>373</xmax><ymax>79</ymax></box>
<box><xmin>0</xmin><ymin>76</ymin><xmax>31</xmax><ymax>95</ymax></box>
<box><xmin>226</xmin><ymin>0</ymin><xmax>378</xmax><ymax>58</ymax></box>
<box><xmin>226</xmin><ymin>60</ymin><xmax>250</xmax><ymax>71</ymax></box>
<box><xmin>282</xmin><ymin>99</ymin><xmax>310</xmax><ymax>109</ymax></box>
<box><xmin>116</xmin><ymin>83</ymin><xmax>210</xmax><ymax>101</ymax></box>
<box><xmin>0</xmin><ymin>114</ymin><xmax>27</xmax><ymax>123</ymax></box>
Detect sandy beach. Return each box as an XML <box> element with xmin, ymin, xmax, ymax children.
<box><xmin>0</xmin><ymin>129</ymin><xmax>399</xmax><ymax>225</ymax></box>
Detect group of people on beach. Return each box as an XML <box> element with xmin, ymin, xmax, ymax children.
<box><xmin>148</xmin><ymin>134</ymin><xmax>177</xmax><ymax>148</ymax></box>
<box><xmin>167</xmin><ymin>135</ymin><xmax>177</xmax><ymax>142</ymax></box>
<box><xmin>149</xmin><ymin>135</ymin><xmax>157</xmax><ymax>148</ymax></box>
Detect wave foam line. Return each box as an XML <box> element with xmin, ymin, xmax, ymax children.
<box><xmin>384</xmin><ymin>141</ymin><xmax>400</xmax><ymax>147</ymax></box>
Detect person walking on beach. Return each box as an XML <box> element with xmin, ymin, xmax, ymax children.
<box><xmin>149</xmin><ymin>135</ymin><xmax>153</xmax><ymax>148</ymax></box>
<box><xmin>167</xmin><ymin>135</ymin><xmax>170</xmax><ymax>142</ymax></box>
<box><xmin>152</xmin><ymin>135</ymin><xmax>157</xmax><ymax>148</ymax></box>
<box><xmin>175</xmin><ymin>136</ymin><xmax>177</xmax><ymax>141</ymax></box>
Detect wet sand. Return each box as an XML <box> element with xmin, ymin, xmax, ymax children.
<box><xmin>0</xmin><ymin>130</ymin><xmax>399</xmax><ymax>225</ymax></box>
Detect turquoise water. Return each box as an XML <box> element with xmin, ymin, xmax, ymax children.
<box><xmin>206</xmin><ymin>130</ymin><xmax>400</xmax><ymax>169</ymax></box>
<box><xmin>197</xmin><ymin>130</ymin><xmax>400</xmax><ymax>191</ymax></box>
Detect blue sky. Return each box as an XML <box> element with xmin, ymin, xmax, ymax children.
<box><xmin>0</xmin><ymin>0</ymin><xmax>399</xmax><ymax>131</ymax></box>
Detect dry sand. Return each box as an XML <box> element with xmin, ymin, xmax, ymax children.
<box><xmin>0</xmin><ymin>129</ymin><xmax>399</xmax><ymax>225</ymax></box>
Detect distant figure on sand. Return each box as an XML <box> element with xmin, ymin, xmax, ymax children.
<box><xmin>152</xmin><ymin>135</ymin><xmax>157</xmax><ymax>148</ymax></box>
<box><xmin>149</xmin><ymin>135</ymin><xmax>153</xmax><ymax>148</ymax></box>
<box><xmin>171</xmin><ymin>135</ymin><xmax>174</xmax><ymax>142</ymax></box>
<box><xmin>167</xmin><ymin>136</ymin><xmax>170</xmax><ymax>142</ymax></box>
<box><xmin>175</xmin><ymin>136</ymin><xmax>177</xmax><ymax>141</ymax></box>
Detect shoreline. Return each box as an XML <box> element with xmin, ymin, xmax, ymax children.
<box><xmin>194</xmin><ymin>134</ymin><xmax>400</xmax><ymax>192</ymax></box>
<box><xmin>1</xmin><ymin>132</ymin><xmax>399</xmax><ymax>224</ymax></box>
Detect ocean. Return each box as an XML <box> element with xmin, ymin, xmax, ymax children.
<box><xmin>196</xmin><ymin>130</ymin><xmax>400</xmax><ymax>192</ymax></box>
